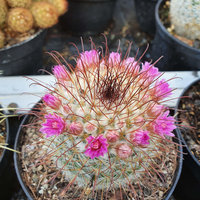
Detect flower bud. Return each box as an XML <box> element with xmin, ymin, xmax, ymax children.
<box><xmin>43</xmin><ymin>93</ymin><xmax>61</xmax><ymax>109</ymax></box>
<box><xmin>69</xmin><ymin>122</ymin><xmax>83</xmax><ymax>136</ymax></box>
<box><xmin>116</xmin><ymin>143</ymin><xmax>132</xmax><ymax>159</ymax></box>
<box><xmin>105</xmin><ymin>130</ymin><xmax>119</xmax><ymax>143</ymax></box>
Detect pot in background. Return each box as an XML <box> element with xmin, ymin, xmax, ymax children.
<box><xmin>0</xmin><ymin>29</ymin><xmax>46</xmax><ymax>76</ymax></box>
<box><xmin>134</xmin><ymin>0</ymin><xmax>157</xmax><ymax>36</ymax></box>
<box><xmin>174</xmin><ymin>78</ymin><xmax>200</xmax><ymax>200</ymax></box>
<box><xmin>151</xmin><ymin>0</ymin><xmax>200</xmax><ymax>71</ymax></box>
<box><xmin>61</xmin><ymin>0</ymin><xmax>117</xmax><ymax>36</ymax></box>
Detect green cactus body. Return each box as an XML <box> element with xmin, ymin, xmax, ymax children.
<box><xmin>35</xmin><ymin>48</ymin><xmax>179</xmax><ymax>199</ymax></box>
<box><xmin>0</xmin><ymin>30</ymin><xmax>5</xmax><ymax>48</ymax></box>
<box><xmin>6</xmin><ymin>0</ymin><xmax>32</xmax><ymax>8</ymax></box>
<box><xmin>30</xmin><ymin>2</ymin><xmax>58</xmax><ymax>28</ymax></box>
<box><xmin>7</xmin><ymin>8</ymin><xmax>33</xmax><ymax>33</ymax></box>
<box><xmin>0</xmin><ymin>0</ymin><xmax>8</xmax><ymax>28</ymax></box>
<box><xmin>170</xmin><ymin>0</ymin><xmax>200</xmax><ymax>40</ymax></box>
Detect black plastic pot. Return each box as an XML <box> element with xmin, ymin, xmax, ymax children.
<box><xmin>174</xmin><ymin>79</ymin><xmax>200</xmax><ymax>200</ymax></box>
<box><xmin>61</xmin><ymin>0</ymin><xmax>117</xmax><ymax>35</ymax></box>
<box><xmin>0</xmin><ymin>108</ymin><xmax>10</xmax><ymax>177</ymax></box>
<box><xmin>14</xmin><ymin>110</ymin><xmax>183</xmax><ymax>200</ymax></box>
<box><xmin>134</xmin><ymin>0</ymin><xmax>157</xmax><ymax>36</ymax></box>
<box><xmin>151</xmin><ymin>0</ymin><xmax>200</xmax><ymax>71</ymax></box>
<box><xmin>0</xmin><ymin>29</ymin><xmax>46</xmax><ymax>76</ymax></box>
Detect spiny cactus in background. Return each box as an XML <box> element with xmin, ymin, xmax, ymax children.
<box><xmin>46</xmin><ymin>0</ymin><xmax>68</xmax><ymax>16</ymax></box>
<box><xmin>30</xmin><ymin>2</ymin><xmax>58</xmax><ymax>28</ymax></box>
<box><xmin>6</xmin><ymin>0</ymin><xmax>32</xmax><ymax>8</ymax></box>
<box><xmin>7</xmin><ymin>8</ymin><xmax>33</xmax><ymax>33</ymax></box>
<box><xmin>170</xmin><ymin>0</ymin><xmax>200</xmax><ymax>40</ymax></box>
<box><xmin>0</xmin><ymin>0</ymin><xmax>68</xmax><ymax>48</ymax></box>
<box><xmin>0</xmin><ymin>0</ymin><xmax>8</xmax><ymax>28</ymax></box>
<box><xmin>31</xmin><ymin>41</ymin><xmax>179</xmax><ymax>199</ymax></box>
<box><xmin>0</xmin><ymin>30</ymin><xmax>5</xmax><ymax>48</ymax></box>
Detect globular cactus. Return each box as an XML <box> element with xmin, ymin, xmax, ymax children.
<box><xmin>30</xmin><ymin>2</ymin><xmax>59</xmax><ymax>28</ymax></box>
<box><xmin>0</xmin><ymin>0</ymin><xmax>8</xmax><ymax>28</ymax></box>
<box><xmin>6</xmin><ymin>0</ymin><xmax>32</xmax><ymax>8</ymax></box>
<box><xmin>7</xmin><ymin>8</ymin><xmax>33</xmax><ymax>33</ymax></box>
<box><xmin>46</xmin><ymin>0</ymin><xmax>68</xmax><ymax>16</ymax></box>
<box><xmin>0</xmin><ymin>30</ymin><xmax>5</xmax><ymax>48</ymax></box>
<box><xmin>29</xmin><ymin>42</ymin><xmax>179</xmax><ymax>199</ymax></box>
<box><xmin>170</xmin><ymin>0</ymin><xmax>200</xmax><ymax>40</ymax></box>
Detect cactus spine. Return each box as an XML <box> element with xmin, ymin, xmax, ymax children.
<box><xmin>170</xmin><ymin>0</ymin><xmax>200</xmax><ymax>40</ymax></box>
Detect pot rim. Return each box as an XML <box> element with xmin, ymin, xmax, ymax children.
<box><xmin>14</xmin><ymin>109</ymin><xmax>183</xmax><ymax>200</ymax></box>
<box><xmin>175</xmin><ymin>78</ymin><xmax>200</xmax><ymax>167</ymax></box>
<box><xmin>0</xmin><ymin>29</ymin><xmax>44</xmax><ymax>52</ymax></box>
<box><xmin>155</xmin><ymin>0</ymin><xmax>200</xmax><ymax>54</ymax></box>
<box><xmin>0</xmin><ymin>106</ymin><xmax>10</xmax><ymax>164</ymax></box>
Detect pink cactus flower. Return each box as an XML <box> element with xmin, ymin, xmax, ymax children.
<box><xmin>53</xmin><ymin>65</ymin><xmax>69</xmax><ymax>81</ymax></box>
<box><xmin>152</xmin><ymin>111</ymin><xmax>176</xmax><ymax>138</ymax></box>
<box><xmin>77</xmin><ymin>50</ymin><xmax>99</xmax><ymax>70</ymax></box>
<box><xmin>69</xmin><ymin>122</ymin><xmax>83</xmax><ymax>136</ymax></box>
<box><xmin>40</xmin><ymin>113</ymin><xmax>66</xmax><ymax>137</ymax></box>
<box><xmin>109</xmin><ymin>52</ymin><xmax>121</xmax><ymax>66</ymax></box>
<box><xmin>123</xmin><ymin>57</ymin><xmax>139</xmax><ymax>74</ymax></box>
<box><xmin>116</xmin><ymin>143</ymin><xmax>132</xmax><ymax>159</ymax></box>
<box><xmin>141</xmin><ymin>62</ymin><xmax>161</xmax><ymax>84</ymax></box>
<box><xmin>84</xmin><ymin>135</ymin><xmax>108</xmax><ymax>159</ymax></box>
<box><xmin>105</xmin><ymin>130</ymin><xmax>120</xmax><ymax>143</ymax></box>
<box><xmin>130</xmin><ymin>130</ymin><xmax>150</xmax><ymax>146</ymax></box>
<box><xmin>147</xmin><ymin>103</ymin><xmax>165</xmax><ymax>116</ymax></box>
<box><xmin>151</xmin><ymin>79</ymin><xmax>172</xmax><ymax>100</ymax></box>
<box><xmin>43</xmin><ymin>94</ymin><xmax>61</xmax><ymax>109</ymax></box>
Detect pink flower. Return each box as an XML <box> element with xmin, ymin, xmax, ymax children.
<box><xmin>152</xmin><ymin>111</ymin><xmax>176</xmax><ymax>138</ymax></box>
<box><xmin>109</xmin><ymin>52</ymin><xmax>121</xmax><ymax>66</ymax></box>
<box><xmin>147</xmin><ymin>103</ymin><xmax>165</xmax><ymax>116</ymax></box>
<box><xmin>43</xmin><ymin>94</ymin><xmax>61</xmax><ymax>109</ymax></box>
<box><xmin>77</xmin><ymin>50</ymin><xmax>99</xmax><ymax>70</ymax></box>
<box><xmin>116</xmin><ymin>143</ymin><xmax>132</xmax><ymax>159</ymax></box>
<box><xmin>69</xmin><ymin>122</ymin><xmax>83</xmax><ymax>136</ymax></box>
<box><xmin>141</xmin><ymin>62</ymin><xmax>160</xmax><ymax>84</ymax></box>
<box><xmin>84</xmin><ymin>135</ymin><xmax>108</xmax><ymax>159</ymax></box>
<box><xmin>123</xmin><ymin>57</ymin><xmax>139</xmax><ymax>74</ymax></box>
<box><xmin>152</xmin><ymin>79</ymin><xmax>172</xmax><ymax>100</ymax></box>
<box><xmin>40</xmin><ymin>113</ymin><xmax>66</xmax><ymax>137</ymax></box>
<box><xmin>130</xmin><ymin>130</ymin><xmax>150</xmax><ymax>146</ymax></box>
<box><xmin>105</xmin><ymin>130</ymin><xmax>119</xmax><ymax>143</ymax></box>
<box><xmin>53</xmin><ymin>65</ymin><xmax>69</xmax><ymax>80</ymax></box>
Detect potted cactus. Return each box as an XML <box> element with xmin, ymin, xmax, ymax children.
<box><xmin>14</xmin><ymin>42</ymin><xmax>182</xmax><ymax>199</ymax></box>
<box><xmin>0</xmin><ymin>0</ymin><xmax>68</xmax><ymax>76</ymax></box>
<box><xmin>151</xmin><ymin>0</ymin><xmax>200</xmax><ymax>70</ymax></box>
<box><xmin>61</xmin><ymin>0</ymin><xmax>116</xmax><ymax>35</ymax></box>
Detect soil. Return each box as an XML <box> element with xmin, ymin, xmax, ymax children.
<box><xmin>0</xmin><ymin>119</ymin><xmax>6</xmax><ymax>158</ymax></box>
<box><xmin>16</xmin><ymin>115</ymin><xmax>180</xmax><ymax>200</ymax></box>
<box><xmin>159</xmin><ymin>0</ymin><xmax>200</xmax><ymax>49</ymax></box>
<box><xmin>178</xmin><ymin>80</ymin><xmax>200</xmax><ymax>162</ymax></box>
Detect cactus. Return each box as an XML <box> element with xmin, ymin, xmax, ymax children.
<box><xmin>26</xmin><ymin>42</ymin><xmax>179</xmax><ymax>199</ymax></box>
<box><xmin>170</xmin><ymin>0</ymin><xmax>200</xmax><ymax>40</ymax></box>
<box><xmin>0</xmin><ymin>29</ymin><xmax>5</xmax><ymax>48</ymax></box>
<box><xmin>46</xmin><ymin>0</ymin><xmax>68</xmax><ymax>16</ymax></box>
<box><xmin>7</xmin><ymin>8</ymin><xmax>33</xmax><ymax>33</ymax></box>
<box><xmin>6</xmin><ymin>0</ymin><xmax>32</xmax><ymax>8</ymax></box>
<box><xmin>30</xmin><ymin>2</ymin><xmax>59</xmax><ymax>28</ymax></box>
<box><xmin>0</xmin><ymin>0</ymin><xmax>8</xmax><ymax>28</ymax></box>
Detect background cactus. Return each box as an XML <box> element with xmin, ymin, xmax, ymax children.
<box><xmin>0</xmin><ymin>30</ymin><xmax>5</xmax><ymax>48</ymax></box>
<box><xmin>30</xmin><ymin>2</ymin><xmax>58</xmax><ymax>28</ymax></box>
<box><xmin>24</xmin><ymin>43</ymin><xmax>179</xmax><ymax>199</ymax></box>
<box><xmin>7</xmin><ymin>8</ymin><xmax>33</xmax><ymax>33</ymax></box>
<box><xmin>0</xmin><ymin>0</ymin><xmax>8</xmax><ymax>28</ymax></box>
<box><xmin>6</xmin><ymin>0</ymin><xmax>32</xmax><ymax>8</ymax></box>
<box><xmin>0</xmin><ymin>0</ymin><xmax>68</xmax><ymax>48</ymax></box>
<box><xmin>170</xmin><ymin>0</ymin><xmax>200</xmax><ymax>40</ymax></box>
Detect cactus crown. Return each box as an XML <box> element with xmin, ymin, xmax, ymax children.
<box><xmin>30</xmin><ymin>41</ymin><xmax>179</xmax><ymax>199</ymax></box>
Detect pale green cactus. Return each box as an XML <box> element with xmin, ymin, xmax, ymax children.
<box><xmin>170</xmin><ymin>0</ymin><xmax>200</xmax><ymax>40</ymax></box>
